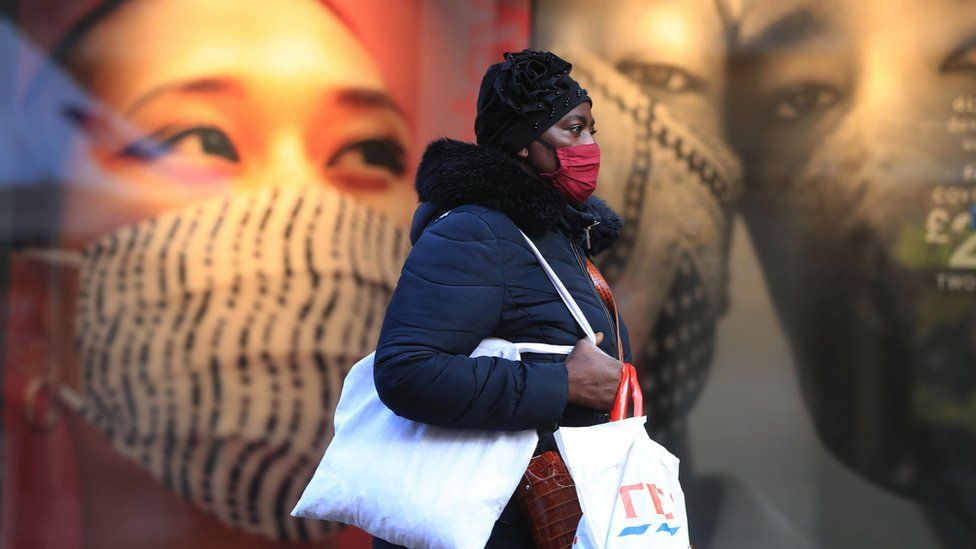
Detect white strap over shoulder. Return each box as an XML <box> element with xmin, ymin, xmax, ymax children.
<box><xmin>438</xmin><ymin>210</ymin><xmax>597</xmax><ymax>346</ymax></box>
<box><xmin>517</xmin><ymin>230</ymin><xmax>597</xmax><ymax>344</ymax></box>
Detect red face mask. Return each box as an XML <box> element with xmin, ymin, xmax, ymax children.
<box><xmin>537</xmin><ymin>141</ymin><xmax>601</xmax><ymax>204</ymax></box>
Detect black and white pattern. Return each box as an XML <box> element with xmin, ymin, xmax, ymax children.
<box><xmin>567</xmin><ymin>51</ymin><xmax>744</xmax><ymax>443</ymax></box>
<box><xmin>74</xmin><ymin>185</ymin><xmax>410</xmax><ymax>541</ymax></box>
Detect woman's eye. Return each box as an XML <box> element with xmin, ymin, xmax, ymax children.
<box><xmin>327</xmin><ymin>137</ymin><xmax>406</xmax><ymax>176</ymax></box>
<box><xmin>567</xmin><ymin>125</ymin><xmax>596</xmax><ymax>137</ymax></box>
<box><xmin>120</xmin><ymin>126</ymin><xmax>239</xmax><ymax>162</ymax></box>
<box><xmin>616</xmin><ymin>61</ymin><xmax>703</xmax><ymax>94</ymax></box>
<box><xmin>767</xmin><ymin>83</ymin><xmax>841</xmax><ymax>123</ymax></box>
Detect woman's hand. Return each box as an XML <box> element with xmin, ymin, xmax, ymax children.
<box><xmin>565</xmin><ymin>332</ymin><xmax>623</xmax><ymax>411</ymax></box>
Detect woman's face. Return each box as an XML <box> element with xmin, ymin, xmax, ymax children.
<box><xmin>521</xmin><ymin>101</ymin><xmax>596</xmax><ymax>173</ymax></box>
<box><xmin>57</xmin><ymin>0</ymin><xmax>414</xmax><ymax>248</ymax></box>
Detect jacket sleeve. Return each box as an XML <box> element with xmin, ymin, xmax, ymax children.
<box><xmin>373</xmin><ymin>210</ymin><xmax>569</xmax><ymax>431</ymax></box>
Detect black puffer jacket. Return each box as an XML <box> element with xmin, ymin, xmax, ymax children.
<box><xmin>373</xmin><ymin>138</ymin><xmax>632</xmax><ymax>547</ymax></box>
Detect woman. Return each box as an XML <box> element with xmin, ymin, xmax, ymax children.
<box><xmin>372</xmin><ymin>50</ymin><xmax>633</xmax><ymax>547</ymax></box>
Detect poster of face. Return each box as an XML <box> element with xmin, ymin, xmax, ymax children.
<box><xmin>1</xmin><ymin>1</ymin><xmax>529</xmax><ymax>547</ymax></box>
<box><xmin>536</xmin><ymin>0</ymin><xmax>974</xmax><ymax>547</ymax></box>
<box><xmin>535</xmin><ymin>0</ymin><xmax>743</xmax><ymax>448</ymax></box>
<box><xmin>729</xmin><ymin>0</ymin><xmax>976</xmax><ymax>545</ymax></box>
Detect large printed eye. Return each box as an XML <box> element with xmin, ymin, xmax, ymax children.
<box><xmin>767</xmin><ymin>83</ymin><xmax>841</xmax><ymax>123</ymax></box>
<box><xmin>328</xmin><ymin>137</ymin><xmax>405</xmax><ymax>175</ymax></box>
<box><xmin>326</xmin><ymin>137</ymin><xmax>407</xmax><ymax>191</ymax></box>
<box><xmin>121</xmin><ymin>125</ymin><xmax>240</xmax><ymax>162</ymax></box>
<box><xmin>941</xmin><ymin>34</ymin><xmax>976</xmax><ymax>73</ymax></box>
<box><xmin>616</xmin><ymin>61</ymin><xmax>704</xmax><ymax>94</ymax></box>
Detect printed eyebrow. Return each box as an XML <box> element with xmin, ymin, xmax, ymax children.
<box><xmin>739</xmin><ymin>8</ymin><xmax>832</xmax><ymax>54</ymax></box>
<box><xmin>334</xmin><ymin>88</ymin><xmax>404</xmax><ymax>117</ymax></box>
<box><xmin>123</xmin><ymin>80</ymin><xmax>403</xmax><ymax>119</ymax></box>
<box><xmin>124</xmin><ymin>77</ymin><xmax>244</xmax><ymax>117</ymax></box>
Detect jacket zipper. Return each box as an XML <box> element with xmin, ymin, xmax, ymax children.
<box><xmin>567</xmin><ymin>232</ymin><xmax>618</xmax><ymax>359</ymax></box>
<box><xmin>583</xmin><ymin>220</ymin><xmax>600</xmax><ymax>251</ymax></box>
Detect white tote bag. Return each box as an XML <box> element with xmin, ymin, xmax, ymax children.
<box><xmin>556</xmin><ymin>416</ymin><xmax>690</xmax><ymax>548</ymax></box>
<box><xmin>292</xmin><ymin>227</ymin><xmax>597</xmax><ymax>549</ymax></box>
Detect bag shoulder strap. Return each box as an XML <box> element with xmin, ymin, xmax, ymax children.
<box><xmin>517</xmin><ymin>230</ymin><xmax>597</xmax><ymax>344</ymax></box>
<box><xmin>584</xmin><ymin>258</ymin><xmax>626</xmax><ymax>363</ymax></box>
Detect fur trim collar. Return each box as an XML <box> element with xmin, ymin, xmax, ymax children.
<box><xmin>413</xmin><ymin>138</ymin><xmax>622</xmax><ymax>255</ymax></box>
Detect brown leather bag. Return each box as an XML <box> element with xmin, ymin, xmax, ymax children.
<box><xmin>516</xmin><ymin>450</ymin><xmax>584</xmax><ymax>548</ymax></box>
<box><xmin>515</xmin><ymin>257</ymin><xmax>642</xmax><ymax>549</ymax></box>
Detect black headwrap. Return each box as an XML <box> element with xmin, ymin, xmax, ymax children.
<box><xmin>474</xmin><ymin>49</ymin><xmax>590</xmax><ymax>154</ymax></box>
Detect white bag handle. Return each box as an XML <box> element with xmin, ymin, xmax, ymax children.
<box><xmin>517</xmin><ymin>230</ymin><xmax>597</xmax><ymax>344</ymax></box>
<box><xmin>513</xmin><ymin>342</ymin><xmax>576</xmax><ymax>356</ymax></box>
